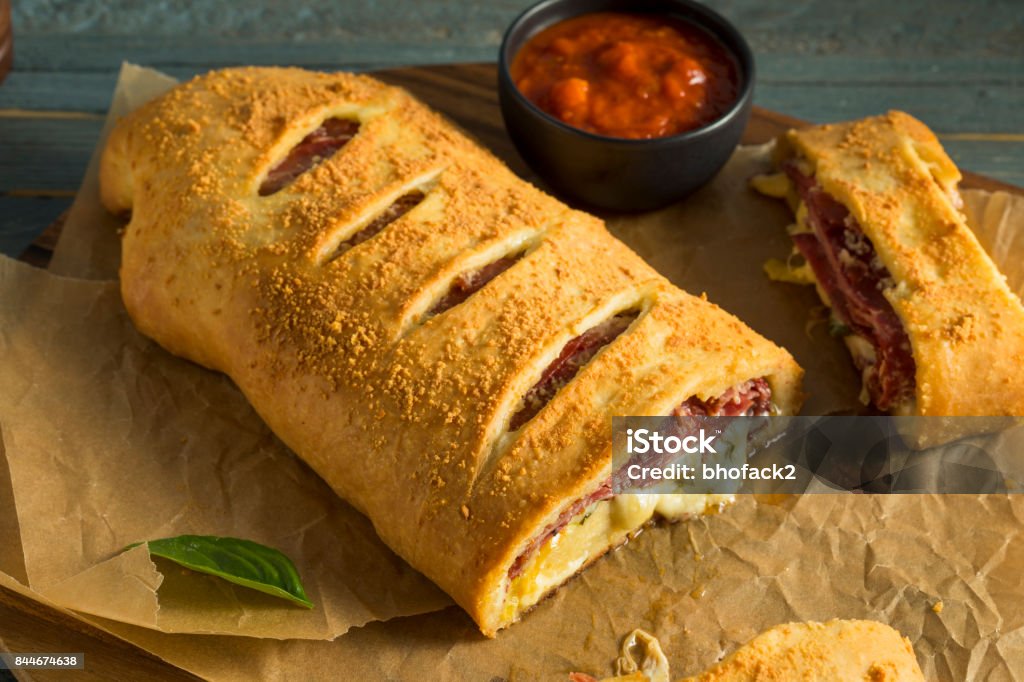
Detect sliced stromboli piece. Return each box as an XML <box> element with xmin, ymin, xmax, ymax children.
<box><xmin>570</xmin><ymin>619</ymin><xmax>925</xmax><ymax>681</ymax></box>
<box><xmin>99</xmin><ymin>67</ymin><xmax>803</xmax><ymax>636</ymax></box>
<box><xmin>753</xmin><ymin>111</ymin><xmax>1024</xmax><ymax>416</ymax></box>
<box><xmin>672</xmin><ymin>619</ymin><xmax>925</xmax><ymax>682</ymax></box>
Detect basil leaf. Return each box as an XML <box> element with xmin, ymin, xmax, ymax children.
<box><xmin>127</xmin><ymin>535</ymin><xmax>313</xmax><ymax>608</ymax></box>
<box><xmin>828</xmin><ymin>318</ymin><xmax>851</xmax><ymax>338</ymax></box>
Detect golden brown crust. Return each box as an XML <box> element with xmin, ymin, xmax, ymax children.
<box><xmin>679</xmin><ymin>619</ymin><xmax>924</xmax><ymax>681</ymax></box>
<box><xmin>100</xmin><ymin>67</ymin><xmax>803</xmax><ymax>635</ymax></box>
<box><xmin>776</xmin><ymin>111</ymin><xmax>1024</xmax><ymax>416</ymax></box>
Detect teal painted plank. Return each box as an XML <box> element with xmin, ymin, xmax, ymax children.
<box><xmin>755</xmin><ymin>56</ymin><xmax>1024</xmax><ymax>86</ymax></box>
<box><xmin>0</xmin><ymin>196</ymin><xmax>71</xmax><ymax>257</ymax></box>
<box><xmin>8</xmin><ymin>0</ymin><xmax>1023</xmax><ymax>73</ymax></box>
<box><xmin>942</xmin><ymin>140</ymin><xmax>1024</xmax><ymax>187</ymax></box>
<box><xmin>11</xmin><ymin>0</ymin><xmax>1022</xmax><ymax>65</ymax></box>
<box><xmin>7</xmin><ymin>35</ymin><xmax>500</xmax><ymax>73</ymax></box>
<box><xmin>0</xmin><ymin>71</ymin><xmax>120</xmax><ymax>112</ymax></box>
<box><xmin>753</xmin><ymin>83</ymin><xmax>1024</xmax><ymax>134</ymax></box>
<box><xmin>10</xmin><ymin>0</ymin><xmax>524</xmax><ymax>42</ymax></box>
<box><xmin>10</xmin><ymin>1</ymin><xmax>522</xmax><ymax>69</ymax></box>
<box><xmin>0</xmin><ymin>66</ymin><xmax>413</xmax><ymax>114</ymax></box>
<box><xmin>8</xmin><ymin>35</ymin><xmax>1024</xmax><ymax>79</ymax></box>
<box><xmin>0</xmin><ymin>118</ymin><xmax>102</xmax><ymax>191</ymax></box>
<box><xmin>727</xmin><ymin>0</ymin><xmax>1023</xmax><ymax>58</ymax></box>
<box><xmin>2</xmin><ymin>56</ymin><xmax>1022</xmax><ymax>114</ymax></box>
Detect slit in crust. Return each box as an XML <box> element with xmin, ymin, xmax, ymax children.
<box><xmin>315</xmin><ymin>168</ymin><xmax>443</xmax><ymax>263</ymax></box>
<box><xmin>325</xmin><ymin>190</ymin><xmax>426</xmax><ymax>261</ymax></box>
<box><xmin>406</xmin><ymin>230</ymin><xmax>546</xmax><ymax>329</ymax></box>
<box><xmin>509</xmin><ymin>311</ymin><xmax>639</xmax><ymax>431</ymax></box>
<box><xmin>259</xmin><ymin>118</ymin><xmax>360</xmax><ymax>196</ymax></box>
<box><xmin>427</xmin><ymin>252</ymin><xmax>526</xmax><ymax>317</ymax></box>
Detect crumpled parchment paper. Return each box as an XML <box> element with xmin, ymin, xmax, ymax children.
<box><xmin>0</xmin><ymin>256</ymin><xmax>450</xmax><ymax>639</ymax></box>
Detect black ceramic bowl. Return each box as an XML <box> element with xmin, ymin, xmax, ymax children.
<box><xmin>498</xmin><ymin>0</ymin><xmax>754</xmax><ymax>212</ymax></box>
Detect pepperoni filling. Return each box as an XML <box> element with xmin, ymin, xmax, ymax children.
<box><xmin>507</xmin><ymin>377</ymin><xmax>772</xmax><ymax>582</ymax></box>
<box><xmin>428</xmin><ymin>253</ymin><xmax>524</xmax><ymax>316</ymax></box>
<box><xmin>259</xmin><ymin>118</ymin><xmax>360</xmax><ymax>196</ymax></box>
<box><xmin>509</xmin><ymin>312</ymin><xmax>638</xmax><ymax>431</ymax></box>
<box><xmin>673</xmin><ymin>377</ymin><xmax>772</xmax><ymax>417</ymax></box>
<box><xmin>328</xmin><ymin>191</ymin><xmax>425</xmax><ymax>260</ymax></box>
<box><xmin>611</xmin><ymin>378</ymin><xmax>772</xmax><ymax>492</ymax></box>
<box><xmin>785</xmin><ymin>163</ymin><xmax>916</xmax><ymax>411</ymax></box>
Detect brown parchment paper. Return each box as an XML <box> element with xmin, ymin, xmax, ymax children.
<box><xmin>11</xmin><ymin>494</ymin><xmax>1024</xmax><ymax>681</ymax></box>
<box><xmin>0</xmin><ymin>257</ymin><xmax>450</xmax><ymax>639</ymax></box>
<box><xmin>2</xmin><ymin>63</ymin><xmax>1024</xmax><ymax>680</ymax></box>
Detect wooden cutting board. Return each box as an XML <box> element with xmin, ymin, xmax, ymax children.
<box><xmin>6</xmin><ymin>63</ymin><xmax>1022</xmax><ymax>681</ymax></box>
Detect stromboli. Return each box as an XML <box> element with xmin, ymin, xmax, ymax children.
<box><xmin>753</xmin><ymin>111</ymin><xmax>1024</xmax><ymax>416</ymax></box>
<box><xmin>99</xmin><ymin>67</ymin><xmax>803</xmax><ymax>635</ymax></box>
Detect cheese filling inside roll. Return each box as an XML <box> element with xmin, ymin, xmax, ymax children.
<box><xmin>100</xmin><ymin>67</ymin><xmax>803</xmax><ymax>635</ymax></box>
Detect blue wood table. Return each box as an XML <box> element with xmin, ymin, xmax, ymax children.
<box><xmin>0</xmin><ymin>2</ymin><xmax>1021</xmax><ymax>679</ymax></box>
<box><xmin>1</xmin><ymin>0</ymin><xmax>1022</xmax><ymax>260</ymax></box>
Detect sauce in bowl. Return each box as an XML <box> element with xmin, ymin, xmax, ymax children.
<box><xmin>510</xmin><ymin>12</ymin><xmax>739</xmax><ymax>140</ymax></box>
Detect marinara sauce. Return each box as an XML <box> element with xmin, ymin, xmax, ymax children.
<box><xmin>511</xmin><ymin>12</ymin><xmax>739</xmax><ymax>139</ymax></box>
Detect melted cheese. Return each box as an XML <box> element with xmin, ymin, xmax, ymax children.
<box><xmin>503</xmin><ymin>493</ymin><xmax>732</xmax><ymax>623</ymax></box>
<box><xmin>763</xmin><ymin>201</ymin><xmax>817</xmax><ymax>287</ymax></box>
<box><xmin>750</xmin><ymin>171</ymin><xmax>790</xmax><ymax>198</ymax></box>
<box><xmin>843</xmin><ymin>334</ymin><xmax>876</xmax><ymax>405</ymax></box>
<box><xmin>792</xmin><ymin>202</ymin><xmax>812</xmax><ymax>234</ymax></box>
<box><xmin>764</xmin><ymin>256</ymin><xmax>816</xmax><ymax>285</ymax></box>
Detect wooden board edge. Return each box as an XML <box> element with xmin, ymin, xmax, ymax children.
<box><xmin>0</xmin><ymin>583</ymin><xmax>199</xmax><ymax>681</ymax></box>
